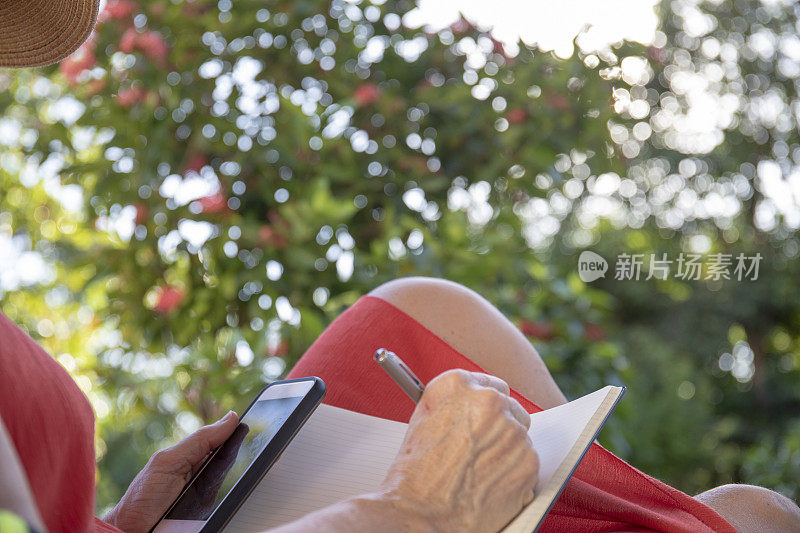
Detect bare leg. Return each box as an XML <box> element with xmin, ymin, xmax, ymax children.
<box><xmin>370</xmin><ymin>278</ymin><xmax>800</xmax><ymax>529</ymax></box>
<box><xmin>695</xmin><ymin>484</ymin><xmax>800</xmax><ymax>532</ymax></box>
<box><xmin>369</xmin><ymin>277</ymin><xmax>567</xmax><ymax>410</ymax></box>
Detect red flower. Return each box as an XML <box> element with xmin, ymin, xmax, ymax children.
<box><xmin>648</xmin><ymin>46</ymin><xmax>666</xmax><ymax>65</ymax></box>
<box><xmin>115</xmin><ymin>86</ymin><xmax>146</xmax><ymax>107</ymax></box>
<box><xmin>257</xmin><ymin>225</ymin><xmax>288</xmax><ymax>249</ymax></box>
<box><xmin>519</xmin><ymin>319</ymin><xmax>556</xmax><ymax>341</ymax></box>
<box><xmin>269</xmin><ymin>340</ymin><xmax>289</xmax><ymax>358</ymax></box>
<box><xmin>100</xmin><ymin>0</ymin><xmax>137</xmax><ymax>22</ymax></box>
<box><xmin>153</xmin><ymin>285</ymin><xmax>185</xmax><ymax>315</ymax></box>
<box><xmin>584</xmin><ymin>323</ymin><xmax>606</xmax><ymax>342</ymax></box>
<box><xmin>449</xmin><ymin>15</ymin><xmax>473</xmax><ymax>35</ymax></box>
<box><xmin>546</xmin><ymin>93</ymin><xmax>569</xmax><ymax>111</ymax></box>
<box><xmin>184</xmin><ymin>153</ymin><xmax>208</xmax><ymax>174</ymax></box>
<box><xmin>59</xmin><ymin>41</ymin><xmax>96</xmax><ymax>86</ymax></box>
<box><xmin>138</xmin><ymin>31</ymin><xmax>169</xmax><ymax>66</ymax></box>
<box><xmin>354</xmin><ymin>83</ymin><xmax>381</xmax><ymax>107</ymax></box>
<box><xmin>119</xmin><ymin>28</ymin><xmax>138</xmax><ymax>53</ymax></box>
<box><xmin>198</xmin><ymin>192</ymin><xmax>229</xmax><ymax>214</ymax></box>
<box><xmin>134</xmin><ymin>202</ymin><xmax>148</xmax><ymax>225</ymax></box>
<box><xmin>506</xmin><ymin>108</ymin><xmax>527</xmax><ymax>124</ymax></box>
<box><xmin>490</xmin><ymin>36</ymin><xmax>506</xmax><ymax>57</ymax></box>
<box><xmin>118</xmin><ymin>29</ymin><xmax>169</xmax><ymax>66</ymax></box>
<box><xmin>85</xmin><ymin>79</ymin><xmax>108</xmax><ymax>95</ymax></box>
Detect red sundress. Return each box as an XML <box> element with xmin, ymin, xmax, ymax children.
<box><xmin>0</xmin><ymin>296</ymin><xmax>735</xmax><ymax>532</ymax></box>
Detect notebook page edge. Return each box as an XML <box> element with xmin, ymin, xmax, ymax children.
<box><xmin>500</xmin><ymin>386</ymin><xmax>625</xmax><ymax>533</ymax></box>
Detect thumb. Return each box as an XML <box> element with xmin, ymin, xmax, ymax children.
<box><xmin>158</xmin><ymin>411</ymin><xmax>239</xmax><ymax>470</ymax></box>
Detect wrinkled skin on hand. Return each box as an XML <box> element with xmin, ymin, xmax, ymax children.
<box><xmin>380</xmin><ymin>369</ymin><xmax>540</xmax><ymax>533</ymax></box>
<box><xmin>167</xmin><ymin>421</ymin><xmax>249</xmax><ymax>519</ymax></box>
<box><xmin>105</xmin><ymin>411</ymin><xmax>240</xmax><ymax>533</ymax></box>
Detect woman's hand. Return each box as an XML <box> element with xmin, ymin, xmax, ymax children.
<box><xmin>379</xmin><ymin>369</ymin><xmax>539</xmax><ymax>532</ymax></box>
<box><xmin>269</xmin><ymin>370</ymin><xmax>538</xmax><ymax>533</ymax></box>
<box><xmin>105</xmin><ymin>411</ymin><xmax>238</xmax><ymax>533</ymax></box>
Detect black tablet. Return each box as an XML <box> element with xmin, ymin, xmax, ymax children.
<box><xmin>151</xmin><ymin>377</ymin><xmax>326</xmax><ymax>533</ymax></box>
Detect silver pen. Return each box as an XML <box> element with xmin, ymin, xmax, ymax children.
<box><xmin>373</xmin><ymin>348</ymin><xmax>426</xmax><ymax>403</ymax></box>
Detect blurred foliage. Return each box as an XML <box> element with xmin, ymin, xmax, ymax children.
<box><xmin>1</xmin><ymin>0</ymin><xmax>799</xmax><ymax>514</ymax></box>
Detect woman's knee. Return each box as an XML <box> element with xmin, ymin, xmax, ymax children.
<box><xmin>369</xmin><ymin>277</ymin><xmax>479</xmax><ymax>311</ymax></box>
<box><xmin>368</xmin><ymin>277</ymin><xmax>566</xmax><ymax>408</ymax></box>
<box><xmin>696</xmin><ymin>484</ymin><xmax>800</xmax><ymax>532</ymax></box>
<box><xmin>368</xmin><ymin>277</ymin><xmax>508</xmax><ymax>348</ymax></box>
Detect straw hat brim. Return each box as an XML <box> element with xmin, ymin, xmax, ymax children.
<box><xmin>0</xmin><ymin>0</ymin><xmax>100</xmax><ymax>69</ymax></box>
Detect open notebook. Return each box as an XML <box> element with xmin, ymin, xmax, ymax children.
<box><xmin>222</xmin><ymin>385</ymin><xmax>625</xmax><ymax>533</ymax></box>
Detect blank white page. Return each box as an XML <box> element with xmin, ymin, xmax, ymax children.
<box><xmin>502</xmin><ymin>385</ymin><xmax>624</xmax><ymax>532</ymax></box>
<box><xmin>222</xmin><ymin>404</ymin><xmax>408</xmax><ymax>532</ymax></box>
<box><xmin>529</xmin><ymin>386</ymin><xmax>616</xmax><ymax>490</ymax></box>
<box><xmin>223</xmin><ymin>386</ymin><xmax>623</xmax><ymax>533</ymax></box>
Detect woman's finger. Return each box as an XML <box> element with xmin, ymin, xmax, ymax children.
<box><xmin>506</xmin><ymin>397</ymin><xmax>531</xmax><ymax>429</ymax></box>
<box><xmin>468</xmin><ymin>373</ymin><xmax>529</xmax><ymax>427</ymax></box>
<box><xmin>470</xmin><ymin>372</ymin><xmax>511</xmax><ymax>396</ymax></box>
<box><xmin>157</xmin><ymin>411</ymin><xmax>239</xmax><ymax>469</ymax></box>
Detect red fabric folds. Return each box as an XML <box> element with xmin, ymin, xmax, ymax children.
<box><xmin>0</xmin><ymin>312</ymin><xmax>121</xmax><ymax>532</ymax></box>
<box><xmin>288</xmin><ymin>296</ymin><xmax>735</xmax><ymax>532</ymax></box>
<box><xmin>0</xmin><ymin>293</ymin><xmax>735</xmax><ymax>532</ymax></box>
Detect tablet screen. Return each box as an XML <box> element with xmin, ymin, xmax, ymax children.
<box><xmin>164</xmin><ymin>381</ymin><xmax>314</xmax><ymax>521</ymax></box>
